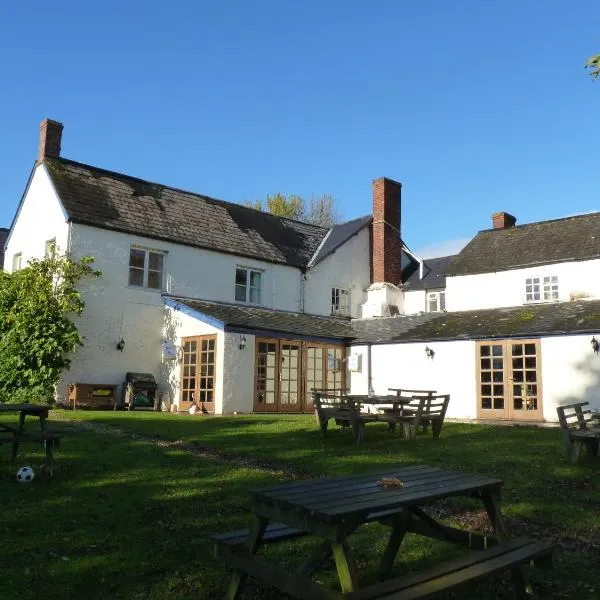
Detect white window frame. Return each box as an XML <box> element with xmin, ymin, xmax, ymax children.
<box><xmin>542</xmin><ymin>275</ymin><xmax>558</xmax><ymax>301</ymax></box>
<box><xmin>12</xmin><ymin>253</ymin><xmax>22</xmax><ymax>272</ymax></box>
<box><xmin>427</xmin><ymin>290</ymin><xmax>446</xmax><ymax>313</ymax></box>
<box><xmin>525</xmin><ymin>275</ymin><xmax>558</xmax><ymax>303</ymax></box>
<box><xmin>331</xmin><ymin>287</ymin><xmax>350</xmax><ymax>316</ymax></box>
<box><xmin>128</xmin><ymin>247</ymin><xmax>165</xmax><ymax>291</ymax></box>
<box><xmin>44</xmin><ymin>238</ymin><xmax>56</xmax><ymax>257</ymax></box>
<box><xmin>235</xmin><ymin>266</ymin><xmax>263</xmax><ymax>305</ymax></box>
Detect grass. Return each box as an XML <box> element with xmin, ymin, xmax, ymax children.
<box><xmin>1</xmin><ymin>410</ymin><xmax>599</xmax><ymax>599</ymax></box>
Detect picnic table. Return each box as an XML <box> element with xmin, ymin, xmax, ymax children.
<box><xmin>215</xmin><ymin>465</ymin><xmax>553</xmax><ymax>599</ymax></box>
<box><xmin>313</xmin><ymin>391</ymin><xmax>450</xmax><ymax>443</ymax></box>
<box><xmin>0</xmin><ymin>403</ymin><xmax>60</xmax><ymax>477</ymax></box>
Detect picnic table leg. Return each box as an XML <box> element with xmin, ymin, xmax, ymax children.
<box><xmin>482</xmin><ymin>490</ymin><xmax>532</xmax><ymax>598</ymax></box>
<box><xmin>224</xmin><ymin>514</ymin><xmax>268</xmax><ymax>600</ymax></box>
<box><xmin>331</xmin><ymin>541</ymin><xmax>359</xmax><ymax>593</ymax></box>
<box><xmin>10</xmin><ymin>411</ymin><xmax>27</xmax><ymax>462</ymax></box>
<box><xmin>378</xmin><ymin>508</ymin><xmax>410</xmax><ymax>580</ymax></box>
<box><xmin>351</xmin><ymin>419</ymin><xmax>364</xmax><ymax>445</ymax></box>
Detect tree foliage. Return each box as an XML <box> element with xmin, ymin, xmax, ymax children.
<box><xmin>0</xmin><ymin>253</ymin><xmax>100</xmax><ymax>402</ymax></box>
<box><xmin>587</xmin><ymin>53</ymin><xmax>600</xmax><ymax>79</ymax></box>
<box><xmin>246</xmin><ymin>192</ymin><xmax>340</xmax><ymax>228</ymax></box>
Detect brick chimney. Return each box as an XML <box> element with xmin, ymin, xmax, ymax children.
<box><xmin>492</xmin><ymin>211</ymin><xmax>516</xmax><ymax>229</ymax></box>
<box><xmin>371</xmin><ymin>177</ymin><xmax>402</xmax><ymax>284</ymax></box>
<box><xmin>38</xmin><ymin>119</ymin><xmax>63</xmax><ymax>162</ymax></box>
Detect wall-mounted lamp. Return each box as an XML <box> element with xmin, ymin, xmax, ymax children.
<box><xmin>116</xmin><ymin>338</ymin><xmax>125</xmax><ymax>352</ymax></box>
<box><xmin>239</xmin><ymin>335</ymin><xmax>247</xmax><ymax>350</ymax></box>
<box><xmin>591</xmin><ymin>337</ymin><xmax>599</xmax><ymax>354</ymax></box>
<box><xmin>425</xmin><ymin>345</ymin><xmax>435</xmax><ymax>359</ymax></box>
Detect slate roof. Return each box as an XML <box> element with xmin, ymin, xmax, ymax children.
<box><xmin>167</xmin><ymin>296</ymin><xmax>354</xmax><ymax>340</ymax></box>
<box><xmin>446</xmin><ymin>213</ymin><xmax>600</xmax><ymax>276</ymax></box>
<box><xmin>351</xmin><ymin>300</ymin><xmax>600</xmax><ymax>344</ymax></box>
<box><xmin>44</xmin><ymin>157</ymin><xmax>329</xmax><ymax>268</ymax></box>
<box><xmin>308</xmin><ymin>215</ymin><xmax>372</xmax><ymax>267</ymax></box>
<box><xmin>0</xmin><ymin>227</ymin><xmax>9</xmax><ymax>269</ymax></box>
<box><xmin>402</xmin><ymin>255</ymin><xmax>456</xmax><ymax>291</ymax></box>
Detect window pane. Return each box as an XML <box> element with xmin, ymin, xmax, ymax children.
<box><xmin>147</xmin><ymin>270</ymin><xmax>161</xmax><ymax>289</ymax></box>
<box><xmin>249</xmin><ymin>286</ymin><xmax>261</xmax><ymax>304</ymax></box>
<box><xmin>235</xmin><ymin>284</ymin><xmax>247</xmax><ymax>302</ymax></box>
<box><xmin>130</xmin><ymin>248</ymin><xmax>145</xmax><ymax>269</ymax></box>
<box><xmin>235</xmin><ymin>268</ymin><xmax>247</xmax><ymax>286</ymax></box>
<box><xmin>148</xmin><ymin>252</ymin><xmax>163</xmax><ymax>271</ymax></box>
<box><xmin>492</xmin><ymin>346</ymin><xmax>503</xmax><ymax>356</ymax></box>
<box><xmin>249</xmin><ymin>271</ymin><xmax>262</xmax><ymax>287</ymax></box>
<box><xmin>129</xmin><ymin>268</ymin><xmax>144</xmax><ymax>287</ymax></box>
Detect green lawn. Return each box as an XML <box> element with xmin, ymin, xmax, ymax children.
<box><xmin>1</xmin><ymin>410</ymin><xmax>598</xmax><ymax>599</ymax></box>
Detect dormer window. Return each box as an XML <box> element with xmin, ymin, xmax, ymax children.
<box><xmin>427</xmin><ymin>290</ymin><xmax>445</xmax><ymax>313</ymax></box>
<box><xmin>525</xmin><ymin>276</ymin><xmax>558</xmax><ymax>303</ymax></box>
<box><xmin>331</xmin><ymin>288</ymin><xmax>350</xmax><ymax>316</ymax></box>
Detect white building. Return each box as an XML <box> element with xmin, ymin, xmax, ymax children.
<box><xmin>4</xmin><ymin>119</ymin><xmax>600</xmax><ymax>421</ymax></box>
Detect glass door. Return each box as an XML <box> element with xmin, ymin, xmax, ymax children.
<box><xmin>508</xmin><ymin>340</ymin><xmax>543</xmax><ymax>420</ymax></box>
<box><xmin>279</xmin><ymin>342</ymin><xmax>301</xmax><ymax>412</ymax></box>
<box><xmin>254</xmin><ymin>339</ymin><xmax>279</xmax><ymax>412</ymax></box>
<box><xmin>476</xmin><ymin>339</ymin><xmax>543</xmax><ymax>420</ymax></box>
<box><xmin>305</xmin><ymin>344</ymin><xmax>325</xmax><ymax>411</ymax></box>
<box><xmin>180</xmin><ymin>335</ymin><xmax>217</xmax><ymax>413</ymax></box>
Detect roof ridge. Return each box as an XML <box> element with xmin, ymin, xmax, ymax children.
<box><xmin>477</xmin><ymin>211</ymin><xmax>600</xmax><ymax>235</ymax></box>
<box><xmin>46</xmin><ymin>156</ymin><xmax>329</xmax><ymax>232</ymax></box>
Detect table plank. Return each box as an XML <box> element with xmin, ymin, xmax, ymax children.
<box><xmin>251</xmin><ymin>467</ymin><xmax>502</xmax><ymax>524</ymax></box>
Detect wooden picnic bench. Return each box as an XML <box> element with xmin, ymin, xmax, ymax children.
<box><xmin>556</xmin><ymin>401</ymin><xmax>600</xmax><ymax>463</ymax></box>
<box><xmin>313</xmin><ymin>392</ymin><xmax>450</xmax><ymax>444</ymax></box>
<box><xmin>0</xmin><ymin>404</ymin><xmax>62</xmax><ymax>478</ymax></box>
<box><xmin>214</xmin><ymin>465</ymin><xmax>553</xmax><ymax>599</ymax></box>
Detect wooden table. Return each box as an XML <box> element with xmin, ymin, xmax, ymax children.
<box><xmin>216</xmin><ymin>465</ymin><xmax>553</xmax><ymax>599</ymax></box>
<box><xmin>0</xmin><ymin>403</ymin><xmax>57</xmax><ymax>475</ymax></box>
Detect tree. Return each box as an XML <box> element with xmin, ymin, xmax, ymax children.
<box><xmin>0</xmin><ymin>253</ymin><xmax>101</xmax><ymax>402</ymax></box>
<box><xmin>587</xmin><ymin>53</ymin><xmax>600</xmax><ymax>79</ymax></box>
<box><xmin>245</xmin><ymin>192</ymin><xmax>340</xmax><ymax>227</ymax></box>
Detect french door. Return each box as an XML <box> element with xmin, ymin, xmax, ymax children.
<box><xmin>180</xmin><ymin>335</ymin><xmax>217</xmax><ymax>413</ymax></box>
<box><xmin>476</xmin><ymin>339</ymin><xmax>543</xmax><ymax>421</ymax></box>
<box><xmin>254</xmin><ymin>338</ymin><xmax>345</xmax><ymax>413</ymax></box>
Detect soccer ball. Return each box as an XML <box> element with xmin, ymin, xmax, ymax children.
<box><xmin>16</xmin><ymin>466</ymin><xmax>35</xmax><ymax>483</ymax></box>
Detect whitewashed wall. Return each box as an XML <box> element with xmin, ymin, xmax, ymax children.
<box><xmin>446</xmin><ymin>259</ymin><xmax>600</xmax><ymax>312</ymax></box>
<box><xmin>3</xmin><ymin>165</ymin><xmax>70</xmax><ymax>270</ymax></box>
<box><xmin>349</xmin><ymin>341</ymin><xmax>477</xmax><ymax>419</ymax></box>
<box><xmin>222</xmin><ymin>331</ymin><xmax>255</xmax><ymax>413</ymax></box>
<box><xmin>403</xmin><ymin>290</ymin><xmax>426</xmax><ymax>314</ymax></box>
<box><xmin>304</xmin><ymin>227</ymin><xmax>370</xmax><ymax>318</ymax></box>
<box><xmin>161</xmin><ymin>304</ymin><xmax>225</xmax><ymax>412</ymax></box>
<box><xmin>541</xmin><ymin>334</ymin><xmax>600</xmax><ymax>419</ymax></box>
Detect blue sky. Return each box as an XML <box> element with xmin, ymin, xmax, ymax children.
<box><xmin>0</xmin><ymin>1</ymin><xmax>597</xmax><ymax>257</ymax></box>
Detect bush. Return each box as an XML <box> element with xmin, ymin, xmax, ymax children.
<box><xmin>0</xmin><ymin>385</ymin><xmax>55</xmax><ymax>406</ymax></box>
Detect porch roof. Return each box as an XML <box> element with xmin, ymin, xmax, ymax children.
<box><xmin>165</xmin><ymin>296</ymin><xmax>354</xmax><ymax>341</ymax></box>
<box><xmin>351</xmin><ymin>299</ymin><xmax>600</xmax><ymax>344</ymax></box>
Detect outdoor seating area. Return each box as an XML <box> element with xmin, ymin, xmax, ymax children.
<box><xmin>556</xmin><ymin>401</ymin><xmax>600</xmax><ymax>463</ymax></box>
<box><xmin>1</xmin><ymin>408</ymin><xmax>599</xmax><ymax>599</ymax></box>
<box><xmin>0</xmin><ymin>403</ymin><xmax>61</xmax><ymax>479</ymax></box>
<box><xmin>215</xmin><ymin>465</ymin><xmax>553</xmax><ymax>599</ymax></box>
<box><xmin>313</xmin><ymin>390</ymin><xmax>450</xmax><ymax>444</ymax></box>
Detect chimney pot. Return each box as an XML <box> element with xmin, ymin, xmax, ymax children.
<box><xmin>38</xmin><ymin>119</ymin><xmax>63</xmax><ymax>162</ymax></box>
<box><xmin>492</xmin><ymin>211</ymin><xmax>517</xmax><ymax>229</ymax></box>
<box><xmin>371</xmin><ymin>177</ymin><xmax>403</xmax><ymax>285</ymax></box>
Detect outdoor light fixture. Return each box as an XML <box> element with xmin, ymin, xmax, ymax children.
<box><xmin>591</xmin><ymin>337</ymin><xmax>599</xmax><ymax>354</ymax></box>
<box><xmin>116</xmin><ymin>338</ymin><xmax>125</xmax><ymax>352</ymax></box>
<box><xmin>239</xmin><ymin>335</ymin><xmax>247</xmax><ymax>350</ymax></box>
<box><xmin>425</xmin><ymin>346</ymin><xmax>435</xmax><ymax>359</ymax></box>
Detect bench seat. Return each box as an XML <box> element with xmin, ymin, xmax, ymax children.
<box><xmin>346</xmin><ymin>537</ymin><xmax>553</xmax><ymax>600</ymax></box>
<box><xmin>556</xmin><ymin>402</ymin><xmax>600</xmax><ymax>463</ymax></box>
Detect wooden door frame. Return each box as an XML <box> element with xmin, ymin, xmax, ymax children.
<box><xmin>476</xmin><ymin>339</ymin><xmax>543</xmax><ymax>421</ymax></box>
<box><xmin>506</xmin><ymin>338</ymin><xmax>543</xmax><ymax>421</ymax></box>
<box><xmin>278</xmin><ymin>340</ymin><xmax>302</xmax><ymax>413</ymax></box>
<box><xmin>179</xmin><ymin>334</ymin><xmax>217</xmax><ymax>414</ymax></box>
<box><xmin>253</xmin><ymin>337</ymin><xmax>280</xmax><ymax>412</ymax></box>
<box><xmin>253</xmin><ymin>338</ymin><xmax>346</xmax><ymax>414</ymax></box>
